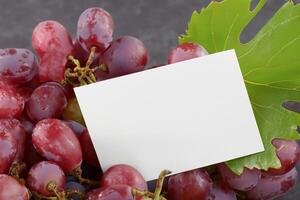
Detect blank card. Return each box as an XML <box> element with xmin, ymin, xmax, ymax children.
<box><xmin>75</xmin><ymin>49</ymin><xmax>264</xmax><ymax>181</ymax></box>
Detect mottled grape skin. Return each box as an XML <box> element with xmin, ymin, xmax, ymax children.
<box><xmin>266</xmin><ymin>139</ymin><xmax>299</xmax><ymax>176</ymax></box>
<box><xmin>32</xmin><ymin>20</ymin><xmax>73</xmax><ymax>58</ymax></box>
<box><xmin>27</xmin><ymin>82</ymin><xmax>67</xmax><ymax>122</ymax></box>
<box><xmin>77</xmin><ymin>7</ymin><xmax>114</xmax><ymax>52</ymax></box>
<box><xmin>168</xmin><ymin>42</ymin><xmax>208</xmax><ymax>64</ymax></box>
<box><xmin>97</xmin><ymin>36</ymin><xmax>148</xmax><ymax>80</ymax></box>
<box><xmin>84</xmin><ymin>185</ymin><xmax>133</xmax><ymax>200</ymax></box>
<box><xmin>0</xmin><ymin>131</ymin><xmax>17</xmax><ymax>174</ymax></box>
<box><xmin>167</xmin><ymin>169</ymin><xmax>213</xmax><ymax>200</ymax></box>
<box><xmin>0</xmin><ymin>174</ymin><xmax>30</xmax><ymax>200</ymax></box>
<box><xmin>100</xmin><ymin>164</ymin><xmax>147</xmax><ymax>191</ymax></box>
<box><xmin>207</xmin><ymin>181</ymin><xmax>237</xmax><ymax>200</ymax></box>
<box><xmin>217</xmin><ymin>163</ymin><xmax>261</xmax><ymax>191</ymax></box>
<box><xmin>32</xmin><ymin>20</ymin><xmax>74</xmax><ymax>82</ymax></box>
<box><xmin>27</xmin><ymin>161</ymin><xmax>65</xmax><ymax>197</ymax></box>
<box><xmin>32</xmin><ymin>119</ymin><xmax>83</xmax><ymax>172</ymax></box>
<box><xmin>247</xmin><ymin>168</ymin><xmax>298</xmax><ymax>200</ymax></box>
<box><xmin>0</xmin><ymin>118</ymin><xmax>26</xmax><ymax>163</ymax></box>
<box><xmin>0</xmin><ymin>82</ymin><xmax>24</xmax><ymax>118</ymax></box>
<box><xmin>0</xmin><ymin>48</ymin><xmax>38</xmax><ymax>85</ymax></box>
<box><xmin>80</xmin><ymin>130</ymin><xmax>100</xmax><ymax>168</ymax></box>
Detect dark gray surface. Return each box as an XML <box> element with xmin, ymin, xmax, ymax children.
<box><xmin>0</xmin><ymin>0</ymin><xmax>299</xmax><ymax>199</ymax></box>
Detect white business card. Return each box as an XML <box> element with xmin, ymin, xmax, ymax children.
<box><xmin>75</xmin><ymin>50</ymin><xmax>264</xmax><ymax>181</ymax></box>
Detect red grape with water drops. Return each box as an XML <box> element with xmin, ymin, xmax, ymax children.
<box><xmin>77</xmin><ymin>7</ymin><xmax>114</xmax><ymax>53</ymax></box>
<box><xmin>0</xmin><ymin>174</ymin><xmax>30</xmax><ymax>200</ymax></box>
<box><xmin>0</xmin><ymin>48</ymin><xmax>38</xmax><ymax>85</ymax></box>
<box><xmin>32</xmin><ymin>119</ymin><xmax>82</xmax><ymax>173</ymax></box>
<box><xmin>168</xmin><ymin>42</ymin><xmax>208</xmax><ymax>64</ymax></box>
<box><xmin>27</xmin><ymin>161</ymin><xmax>65</xmax><ymax>197</ymax></box>
<box><xmin>27</xmin><ymin>82</ymin><xmax>67</xmax><ymax>122</ymax></box>
<box><xmin>0</xmin><ymin>81</ymin><xmax>24</xmax><ymax>118</ymax></box>
<box><xmin>100</xmin><ymin>164</ymin><xmax>148</xmax><ymax>191</ymax></box>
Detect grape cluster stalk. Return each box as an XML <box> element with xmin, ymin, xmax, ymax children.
<box><xmin>0</xmin><ymin>6</ymin><xmax>299</xmax><ymax>200</ymax></box>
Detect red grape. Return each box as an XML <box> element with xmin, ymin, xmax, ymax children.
<box><xmin>65</xmin><ymin>181</ymin><xmax>85</xmax><ymax>200</ymax></box>
<box><xmin>0</xmin><ymin>131</ymin><xmax>17</xmax><ymax>173</ymax></box>
<box><xmin>84</xmin><ymin>185</ymin><xmax>133</xmax><ymax>200</ymax></box>
<box><xmin>0</xmin><ymin>174</ymin><xmax>30</xmax><ymax>199</ymax></box>
<box><xmin>0</xmin><ymin>81</ymin><xmax>24</xmax><ymax>118</ymax></box>
<box><xmin>18</xmin><ymin>86</ymin><xmax>35</xmax><ymax>103</ymax></box>
<box><xmin>32</xmin><ymin>119</ymin><xmax>82</xmax><ymax>172</ymax></box>
<box><xmin>72</xmin><ymin>40</ymin><xmax>90</xmax><ymax>65</ymax></box>
<box><xmin>97</xmin><ymin>36</ymin><xmax>148</xmax><ymax>80</ymax></box>
<box><xmin>100</xmin><ymin>164</ymin><xmax>147</xmax><ymax>191</ymax></box>
<box><xmin>207</xmin><ymin>181</ymin><xmax>237</xmax><ymax>200</ymax></box>
<box><xmin>77</xmin><ymin>7</ymin><xmax>114</xmax><ymax>52</ymax></box>
<box><xmin>0</xmin><ymin>48</ymin><xmax>38</xmax><ymax>85</ymax></box>
<box><xmin>168</xmin><ymin>42</ymin><xmax>208</xmax><ymax>64</ymax></box>
<box><xmin>266</xmin><ymin>139</ymin><xmax>299</xmax><ymax>176</ymax></box>
<box><xmin>19</xmin><ymin>117</ymin><xmax>34</xmax><ymax>135</ymax></box>
<box><xmin>24</xmin><ymin>138</ymin><xmax>43</xmax><ymax>169</ymax></box>
<box><xmin>246</xmin><ymin>167</ymin><xmax>298</xmax><ymax>200</ymax></box>
<box><xmin>27</xmin><ymin>161</ymin><xmax>65</xmax><ymax>197</ymax></box>
<box><xmin>32</xmin><ymin>20</ymin><xmax>73</xmax><ymax>58</ymax></box>
<box><xmin>27</xmin><ymin>82</ymin><xmax>67</xmax><ymax>122</ymax></box>
<box><xmin>167</xmin><ymin>169</ymin><xmax>213</xmax><ymax>200</ymax></box>
<box><xmin>0</xmin><ymin>118</ymin><xmax>26</xmax><ymax>163</ymax></box>
<box><xmin>80</xmin><ymin>129</ymin><xmax>100</xmax><ymax>168</ymax></box>
<box><xmin>32</xmin><ymin>20</ymin><xmax>74</xmax><ymax>82</ymax></box>
<box><xmin>217</xmin><ymin>163</ymin><xmax>261</xmax><ymax>191</ymax></box>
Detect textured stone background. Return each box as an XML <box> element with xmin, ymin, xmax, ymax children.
<box><xmin>0</xmin><ymin>0</ymin><xmax>299</xmax><ymax>199</ymax></box>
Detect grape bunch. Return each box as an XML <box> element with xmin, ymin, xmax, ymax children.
<box><xmin>0</xmin><ymin>6</ymin><xmax>299</xmax><ymax>200</ymax></box>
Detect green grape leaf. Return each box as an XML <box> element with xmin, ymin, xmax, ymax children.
<box><xmin>180</xmin><ymin>0</ymin><xmax>300</xmax><ymax>174</ymax></box>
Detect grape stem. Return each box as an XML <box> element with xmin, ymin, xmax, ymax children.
<box><xmin>70</xmin><ymin>167</ymin><xmax>99</xmax><ymax>186</ymax></box>
<box><xmin>47</xmin><ymin>181</ymin><xmax>66</xmax><ymax>200</ymax></box>
<box><xmin>63</xmin><ymin>46</ymin><xmax>108</xmax><ymax>87</ymax></box>
<box><xmin>9</xmin><ymin>162</ymin><xmax>26</xmax><ymax>184</ymax></box>
<box><xmin>65</xmin><ymin>188</ymin><xmax>84</xmax><ymax>199</ymax></box>
<box><xmin>132</xmin><ymin>170</ymin><xmax>171</xmax><ymax>200</ymax></box>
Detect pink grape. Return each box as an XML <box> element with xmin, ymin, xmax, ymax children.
<box><xmin>217</xmin><ymin>163</ymin><xmax>261</xmax><ymax>191</ymax></box>
<box><xmin>32</xmin><ymin>20</ymin><xmax>73</xmax><ymax>58</ymax></box>
<box><xmin>247</xmin><ymin>168</ymin><xmax>298</xmax><ymax>200</ymax></box>
<box><xmin>100</xmin><ymin>164</ymin><xmax>148</xmax><ymax>191</ymax></box>
<box><xmin>168</xmin><ymin>42</ymin><xmax>208</xmax><ymax>64</ymax></box>
<box><xmin>0</xmin><ymin>131</ymin><xmax>17</xmax><ymax>173</ymax></box>
<box><xmin>0</xmin><ymin>48</ymin><xmax>38</xmax><ymax>85</ymax></box>
<box><xmin>27</xmin><ymin>82</ymin><xmax>67</xmax><ymax>122</ymax></box>
<box><xmin>97</xmin><ymin>36</ymin><xmax>148</xmax><ymax>80</ymax></box>
<box><xmin>77</xmin><ymin>7</ymin><xmax>114</xmax><ymax>52</ymax></box>
<box><xmin>266</xmin><ymin>139</ymin><xmax>299</xmax><ymax>175</ymax></box>
<box><xmin>27</xmin><ymin>161</ymin><xmax>65</xmax><ymax>197</ymax></box>
<box><xmin>32</xmin><ymin>119</ymin><xmax>82</xmax><ymax>172</ymax></box>
<box><xmin>0</xmin><ymin>118</ymin><xmax>26</xmax><ymax>163</ymax></box>
<box><xmin>0</xmin><ymin>81</ymin><xmax>24</xmax><ymax>118</ymax></box>
<box><xmin>167</xmin><ymin>169</ymin><xmax>213</xmax><ymax>200</ymax></box>
<box><xmin>84</xmin><ymin>185</ymin><xmax>133</xmax><ymax>200</ymax></box>
<box><xmin>207</xmin><ymin>181</ymin><xmax>237</xmax><ymax>200</ymax></box>
<box><xmin>32</xmin><ymin>20</ymin><xmax>74</xmax><ymax>82</ymax></box>
<box><xmin>0</xmin><ymin>174</ymin><xmax>30</xmax><ymax>199</ymax></box>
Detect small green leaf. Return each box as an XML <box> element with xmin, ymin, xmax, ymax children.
<box><xmin>180</xmin><ymin>0</ymin><xmax>300</xmax><ymax>174</ymax></box>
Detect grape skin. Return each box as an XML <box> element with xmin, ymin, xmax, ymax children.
<box><xmin>207</xmin><ymin>181</ymin><xmax>237</xmax><ymax>200</ymax></box>
<box><xmin>27</xmin><ymin>82</ymin><xmax>67</xmax><ymax>122</ymax></box>
<box><xmin>0</xmin><ymin>131</ymin><xmax>17</xmax><ymax>174</ymax></box>
<box><xmin>168</xmin><ymin>42</ymin><xmax>208</xmax><ymax>64</ymax></box>
<box><xmin>84</xmin><ymin>185</ymin><xmax>133</xmax><ymax>200</ymax></box>
<box><xmin>100</xmin><ymin>164</ymin><xmax>148</xmax><ymax>191</ymax></box>
<box><xmin>0</xmin><ymin>48</ymin><xmax>38</xmax><ymax>85</ymax></box>
<box><xmin>97</xmin><ymin>36</ymin><xmax>148</xmax><ymax>80</ymax></box>
<box><xmin>77</xmin><ymin>7</ymin><xmax>114</xmax><ymax>52</ymax></box>
<box><xmin>27</xmin><ymin>161</ymin><xmax>65</xmax><ymax>197</ymax></box>
<box><xmin>32</xmin><ymin>119</ymin><xmax>83</xmax><ymax>172</ymax></box>
<box><xmin>217</xmin><ymin>163</ymin><xmax>261</xmax><ymax>191</ymax></box>
<box><xmin>0</xmin><ymin>174</ymin><xmax>30</xmax><ymax>200</ymax></box>
<box><xmin>247</xmin><ymin>167</ymin><xmax>298</xmax><ymax>200</ymax></box>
